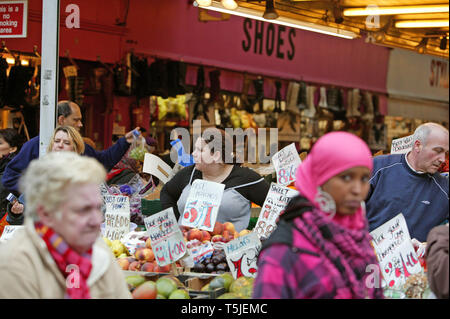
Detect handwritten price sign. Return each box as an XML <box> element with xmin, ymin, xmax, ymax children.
<box><xmin>144</xmin><ymin>207</ymin><xmax>187</xmax><ymax>267</ymax></box>
<box><xmin>103</xmin><ymin>195</ymin><xmax>130</xmax><ymax>241</ymax></box>
<box><xmin>370</xmin><ymin>213</ymin><xmax>423</xmax><ymax>289</ymax></box>
<box><xmin>254</xmin><ymin>183</ymin><xmax>298</xmax><ymax>239</ymax></box>
<box><xmin>181</xmin><ymin>179</ymin><xmax>225</xmax><ymax>232</ymax></box>
<box><xmin>271</xmin><ymin>143</ymin><xmax>301</xmax><ymax>186</ymax></box>
<box><xmin>225</xmin><ymin>232</ymin><xmax>262</xmax><ymax>279</ymax></box>
<box><xmin>390</xmin><ymin>135</ymin><xmax>413</xmax><ymax>154</ymax></box>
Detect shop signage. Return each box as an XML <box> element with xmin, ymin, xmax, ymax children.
<box><xmin>224</xmin><ymin>232</ymin><xmax>261</xmax><ymax>279</ymax></box>
<box><xmin>254</xmin><ymin>182</ymin><xmax>298</xmax><ymax>239</ymax></box>
<box><xmin>0</xmin><ymin>0</ymin><xmax>27</xmax><ymax>38</ymax></box>
<box><xmin>144</xmin><ymin>207</ymin><xmax>187</xmax><ymax>267</ymax></box>
<box><xmin>181</xmin><ymin>179</ymin><xmax>225</xmax><ymax>232</ymax></box>
<box><xmin>390</xmin><ymin>134</ymin><xmax>413</xmax><ymax>154</ymax></box>
<box><xmin>103</xmin><ymin>195</ymin><xmax>131</xmax><ymax>241</ymax></box>
<box><xmin>271</xmin><ymin>143</ymin><xmax>301</xmax><ymax>186</ymax></box>
<box><xmin>143</xmin><ymin>153</ymin><xmax>173</xmax><ymax>184</ymax></box>
<box><xmin>0</xmin><ymin>225</ymin><xmax>24</xmax><ymax>242</ymax></box>
<box><xmin>387</xmin><ymin>48</ymin><xmax>449</xmax><ymax>102</ymax></box>
<box><xmin>242</xmin><ymin>18</ymin><xmax>296</xmax><ymax>61</ymax></box>
<box><xmin>370</xmin><ymin>213</ymin><xmax>423</xmax><ymax>289</ymax></box>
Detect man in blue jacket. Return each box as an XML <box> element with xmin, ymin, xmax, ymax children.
<box><xmin>2</xmin><ymin>100</ymin><xmax>138</xmax><ymax>193</ymax></box>
<box><xmin>366</xmin><ymin>122</ymin><xmax>449</xmax><ymax>242</ymax></box>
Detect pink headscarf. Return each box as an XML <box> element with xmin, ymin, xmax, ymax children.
<box><xmin>295</xmin><ymin>132</ymin><xmax>373</xmax><ymax>230</ymax></box>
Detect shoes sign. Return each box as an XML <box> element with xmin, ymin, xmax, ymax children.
<box><xmin>144</xmin><ymin>207</ymin><xmax>187</xmax><ymax>267</ymax></box>
<box><xmin>181</xmin><ymin>179</ymin><xmax>225</xmax><ymax>232</ymax></box>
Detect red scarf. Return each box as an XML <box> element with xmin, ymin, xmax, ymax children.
<box><xmin>35</xmin><ymin>222</ymin><xmax>93</xmax><ymax>299</ymax></box>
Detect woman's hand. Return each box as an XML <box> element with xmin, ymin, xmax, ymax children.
<box><xmin>11</xmin><ymin>201</ymin><xmax>24</xmax><ymax>215</ymax></box>
<box><xmin>125</xmin><ymin>127</ymin><xmax>140</xmax><ymax>144</ymax></box>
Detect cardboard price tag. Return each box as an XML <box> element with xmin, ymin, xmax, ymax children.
<box><xmin>271</xmin><ymin>143</ymin><xmax>301</xmax><ymax>186</ymax></box>
<box><xmin>370</xmin><ymin>213</ymin><xmax>423</xmax><ymax>289</ymax></box>
<box><xmin>144</xmin><ymin>207</ymin><xmax>187</xmax><ymax>267</ymax></box>
<box><xmin>103</xmin><ymin>195</ymin><xmax>130</xmax><ymax>241</ymax></box>
<box><xmin>390</xmin><ymin>135</ymin><xmax>414</xmax><ymax>154</ymax></box>
<box><xmin>181</xmin><ymin>179</ymin><xmax>225</xmax><ymax>232</ymax></box>
<box><xmin>254</xmin><ymin>183</ymin><xmax>298</xmax><ymax>239</ymax></box>
<box><xmin>0</xmin><ymin>225</ymin><xmax>24</xmax><ymax>243</ymax></box>
<box><xmin>143</xmin><ymin>153</ymin><xmax>173</xmax><ymax>184</ymax></box>
<box><xmin>224</xmin><ymin>232</ymin><xmax>261</xmax><ymax>279</ymax></box>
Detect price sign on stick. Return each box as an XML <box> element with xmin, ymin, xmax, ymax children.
<box><xmin>104</xmin><ymin>195</ymin><xmax>131</xmax><ymax>241</ymax></box>
<box><xmin>0</xmin><ymin>225</ymin><xmax>24</xmax><ymax>243</ymax></box>
<box><xmin>390</xmin><ymin>135</ymin><xmax>414</xmax><ymax>154</ymax></box>
<box><xmin>271</xmin><ymin>143</ymin><xmax>301</xmax><ymax>186</ymax></box>
<box><xmin>144</xmin><ymin>207</ymin><xmax>187</xmax><ymax>267</ymax></box>
<box><xmin>224</xmin><ymin>232</ymin><xmax>262</xmax><ymax>279</ymax></box>
<box><xmin>143</xmin><ymin>153</ymin><xmax>173</xmax><ymax>184</ymax></box>
<box><xmin>254</xmin><ymin>183</ymin><xmax>298</xmax><ymax>239</ymax></box>
<box><xmin>370</xmin><ymin>213</ymin><xmax>423</xmax><ymax>289</ymax></box>
<box><xmin>181</xmin><ymin>179</ymin><xmax>225</xmax><ymax>232</ymax></box>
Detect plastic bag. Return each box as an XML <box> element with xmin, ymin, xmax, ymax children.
<box><xmin>129</xmin><ymin>131</ymin><xmax>147</xmax><ymax>161</ymax></box>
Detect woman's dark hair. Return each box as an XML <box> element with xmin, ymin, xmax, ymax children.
<box><xmin>0</xmin><ymin>128</ymin><xmax>24</xmax><ymax>153</ymax></box>
<box><xmin>202</xmin><ymin>127</ymin><xmax>239</xmax><ymax>165</ymax></box>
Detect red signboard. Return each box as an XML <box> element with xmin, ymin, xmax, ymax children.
<box><xmin>0</xmin><ymin>0</ymin><xmax>27</xmax><ymax>38</ymax></box>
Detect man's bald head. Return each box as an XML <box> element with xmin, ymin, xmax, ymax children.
<box><xmin>57</xmin><ymin>101</ymin><xmax>83</xmax><ymax>131</ymax></box>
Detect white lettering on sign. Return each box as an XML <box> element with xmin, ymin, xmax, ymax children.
<box><xmin>254</xmin><ymin>182</ymin><xmax>297</xmax><ymax>239</ymax></box>
<box><xmin>225</xmin><ymin>232</ymin><xmax>261</xmax><ymax>279</ymax></box>
<box><xmin>181</xmin><ymin>179</ymin><xmax>225</xmax><ymax>232</ymax></box>
<box><xmin>0</xmin><ymin>1</ymin><xmax>27</xmax><ymax>38</ymax></box>
<box><xmin>144</xmin><ymin>207</ymin><xmax>186</xmax><ymax>267</ymax></box>
<box><xmin>104</xmin><ymin>195</ymin><xmax>130</xmax><ymax>241</ymax></box>
<box><xmin>390</xmin><ymin>135</ymin><xmax>414</xmax><ymax>154</ymax></box>
<box><xmin>271</xmin><ymin>143</ymin><xmax>301</xmax><ymax>186</ymax></box>
<box><xmin>370</xmin><ymin>213</ymin><xmax>423</xmax><ymax>289</ymax></box>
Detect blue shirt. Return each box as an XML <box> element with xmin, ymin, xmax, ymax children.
<box><xmin>1</xmin><ymin>135</ymin><xmax>130</xmax><ymax>193</ymax></box>
<box><xmin>366</xmin><ymin>153</ymin><xmax>449</xmax><ymax>242</ymax></box>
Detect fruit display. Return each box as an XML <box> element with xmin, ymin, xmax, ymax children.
<box><xmin>192</xmin><ymin>248</ymin><xmax>230</xmax><ymax>274</ymax></box>
<box><xmin>127</xmin><ymin>274</ymin><xmax>190</xmax><ymax>299</ymax></box>
<box><xmin>181</xmin><ymin>221</ymin><xmax>241</xmax><ymax>244</ymax></box>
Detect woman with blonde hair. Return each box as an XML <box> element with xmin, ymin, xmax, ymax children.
<box><xmin>47</xmin><ymin>125</ymin><xmax>85</xmax><ymax>154</ymax></box>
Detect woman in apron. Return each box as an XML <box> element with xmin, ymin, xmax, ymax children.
<box><xmin>160</xmin><ymin>128</ymin><xmax>270</xmax><ymax>232</ymax></box>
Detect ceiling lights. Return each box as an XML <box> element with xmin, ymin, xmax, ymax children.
<box><xmin>395</xmin><ymin>20</ymin><xmax>449</xmax><ymax>28</ymax></box>
<box><xmin>195</xmin><ymin>0</ymin><xmax>358</xmax><ymax>39</ymax></box>
<box><xmin>343</xmin><ymin>5</ymin><xmax>449</xmax><ymax>16</ymax></box>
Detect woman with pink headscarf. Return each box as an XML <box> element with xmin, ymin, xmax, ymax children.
<box><xmin>253</xmin><ymin>132</ymin><xmax>384</xmax><ymax>299</ymax></box>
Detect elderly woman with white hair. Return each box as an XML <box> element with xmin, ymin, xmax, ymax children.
<box><xmin>0</xmin><ymin>152</ymin><xmax>131</xmax><ymax>299</ymax></box>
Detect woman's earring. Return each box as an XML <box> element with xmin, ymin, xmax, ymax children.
<box><xmin>315</xmin><ymin>187</ymin><xmax>336</xmax><ymax>219</ymax></box>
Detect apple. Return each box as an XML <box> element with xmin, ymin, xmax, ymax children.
<box><xmin>223</xmin><ymin>222</ymin><xmax>235</xmax><ymax>234</ymax></box>
<box><xmin>141</xmin><ymin>262</ymin><xmax>155</xmax><ymax>273</ymax></box>
<box><xmin>211</xmin><ymin>235</ymin><xmax>223</xmax><ymax>243</ymax></box>
<box><xmin>116</xmin><ymin>257</ymin><xmax>130</xmax><ymax>270</ymax></box>
<box><xmin>145</xmin><ymin>238</ymin><xmax>152</xmax><ymax>249</ymax></box>
<box><xmin>201</xmin><ymin>230</ymin><xmax>211</xmax><ymax>242</ymax></box>
<box><xmin>187</xmin><ymin>228</ymin><xmax>203</xmax><ymax>242</ymax></box>
<box><xmin>154</xmin><ymin>264</ymin><xmax>171</xmax><ymax>273</ymax></box>
<box><xmin>222</xmin><ymin>230</ymin><xmax>230</xmax><ymax>239</ymax></box>
<box><xmin>127</xmin><ymin>256</ymin><xmax>137</xmax><ymax>263</ymax></box>
<box><xmin>128</xmin><ymin>261</ymin><xmax>141</xmax><ymax>271</ymax></box>
<box><xmin>212</xmin><ymin>222</ymin><xmax>223</xmax><ymax>236</ymax></box>
<box><xmin>135</xmin><ymin>248</ymin><xmax>155</xmax><ymax>262</ymax></box>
